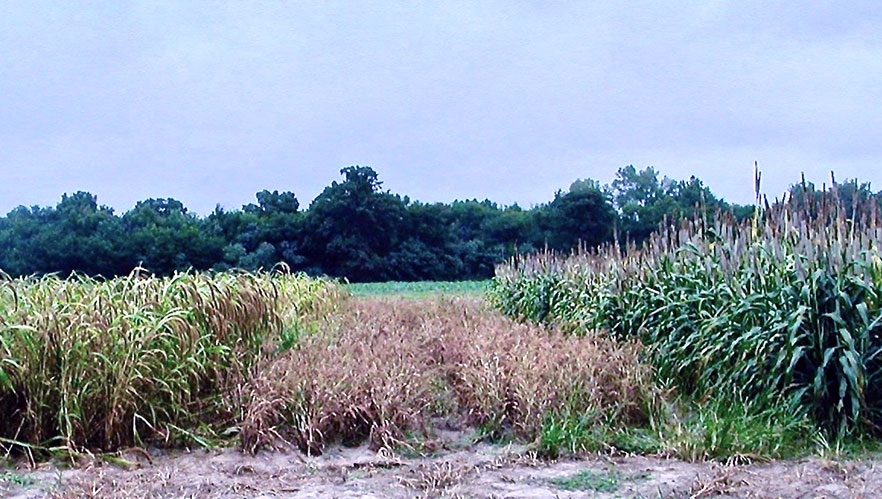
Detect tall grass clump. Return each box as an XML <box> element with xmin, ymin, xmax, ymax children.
<box><xmin>0</xmin><ymin>269</ymin><xmax>340</xmax><ymax>453</ymax></box>
<box><xmin>490</xmin><ymin>179</ymin><xmax>882</xmax><ymax>438</ymax></box>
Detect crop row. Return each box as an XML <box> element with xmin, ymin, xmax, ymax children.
<box><xmin>490</xmin><ymin>185</ymin><xmax>882</xmax><ymax>437</ymax></box>
<box><xmin>0</xmin><ymin>270</ymin><xmax>342</xmax><ymax>453</ymax></box>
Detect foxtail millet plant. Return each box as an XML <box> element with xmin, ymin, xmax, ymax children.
<box><xmin>0</xmin><ymin>269</ymin><xmax>341</xmax><ymax>453</ymax></box>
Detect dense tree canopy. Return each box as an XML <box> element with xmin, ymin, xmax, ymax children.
<box><xmin>0</xmin><ymin>165</ymin><xmax>770</xmax><ymax>281</ymax></box>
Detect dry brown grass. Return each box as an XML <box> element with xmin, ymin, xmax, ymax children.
<box><xmin>241</xmin><ymin>297</ymin><xmax>652</xmax><ymax>455</ymax></box>
<box><xmin>448</xmin><ymin>307</ymin><xmax>649</xmax><ymax>441</ymax></box>
<box><xmin>242</xmin><ymin>299</ymin><xmax>449</xmax><ymax>454</ymax></box>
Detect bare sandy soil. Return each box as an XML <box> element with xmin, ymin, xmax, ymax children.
<box><xmin>3</xmin><ymin>434</ymin><xmax>881</xmax><ymax>498</ymax></box>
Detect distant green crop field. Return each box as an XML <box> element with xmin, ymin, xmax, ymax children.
<box><xmin>345</xmin><ymin>280</ymin><xmax>489</xmax><ymax>298</ymax></box>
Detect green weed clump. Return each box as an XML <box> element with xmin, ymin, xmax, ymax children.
<box><xmin>0</xmin><ymin>269</ymin><xmax>341</xmax><ymax>454</ymax></box>
<box><xmin>345</xmin><ymin>280</ymin><xmax>489</xmax><ymax>298</ymax></box>
<box><xmin>490</xmin><ymin>182</ymin><xmax>882</xmax><ymax>440</ymax></box>
<box><xmin>550</xmin><ymin>468</ymin><xmax>646</xmax><ymax>493</ymax></box>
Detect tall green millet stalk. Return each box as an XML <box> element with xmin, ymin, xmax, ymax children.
<box><xmin>490</xmin><ymin>179</ymin><xmax>882</xmax><ymax>438</ymax></box>
<box><xmin>0</xmin><ymin>269</ymin><xmax>341</xmax><ymax>453</ymax></box>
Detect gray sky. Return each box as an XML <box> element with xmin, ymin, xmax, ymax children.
<box><xmin>1</xmin><ymin>1</ymin><xmax>880</xmax><ymax>214</ymax></box>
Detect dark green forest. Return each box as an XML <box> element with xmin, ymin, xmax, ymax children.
<box><xmin>3</xmin><ymin>165</ymin><xmax>871</xmax><ymax>282</ymax></box>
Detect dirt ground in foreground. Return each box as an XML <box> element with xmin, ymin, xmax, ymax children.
<box><xmin>3</xmin><ymin>437</ymin><xmax>881</xmax><ymax>499</ymax></box>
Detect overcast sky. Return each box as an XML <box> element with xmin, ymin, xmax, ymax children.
<box><xmin>1</xmin><ymin>1</ymin><xmax>880</xmax><ymax>214</ymax></box>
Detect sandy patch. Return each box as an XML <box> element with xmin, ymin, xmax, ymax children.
<box><xmin>3</xmin><ymin>438</ymin><xmax>881</xmax><ymax>498</ymax></box>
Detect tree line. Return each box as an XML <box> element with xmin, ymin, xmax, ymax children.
<box><xmin>0</xmin><ymin>165</ymin><xmax>808</xmax><ymax>282</ymax></box>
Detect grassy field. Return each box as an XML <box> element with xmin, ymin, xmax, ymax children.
<box><xmin>345</xmin><ymin>280</ymin><xmax>489</xmax><ymax>298</ymax></box>
<box><xmin>5</xmin><ymin>197</ymin><xmax>882</xmax><ymax>496</ymax></box>
<box><xmin>4</xmin><ymin>183</ymin><xmax>882</xmax><ymax>490</ymax></box>
<box><xmin>0</xmin><ymin>272</ymin><xmax>655</xmax><ymax>461</ymax></box>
